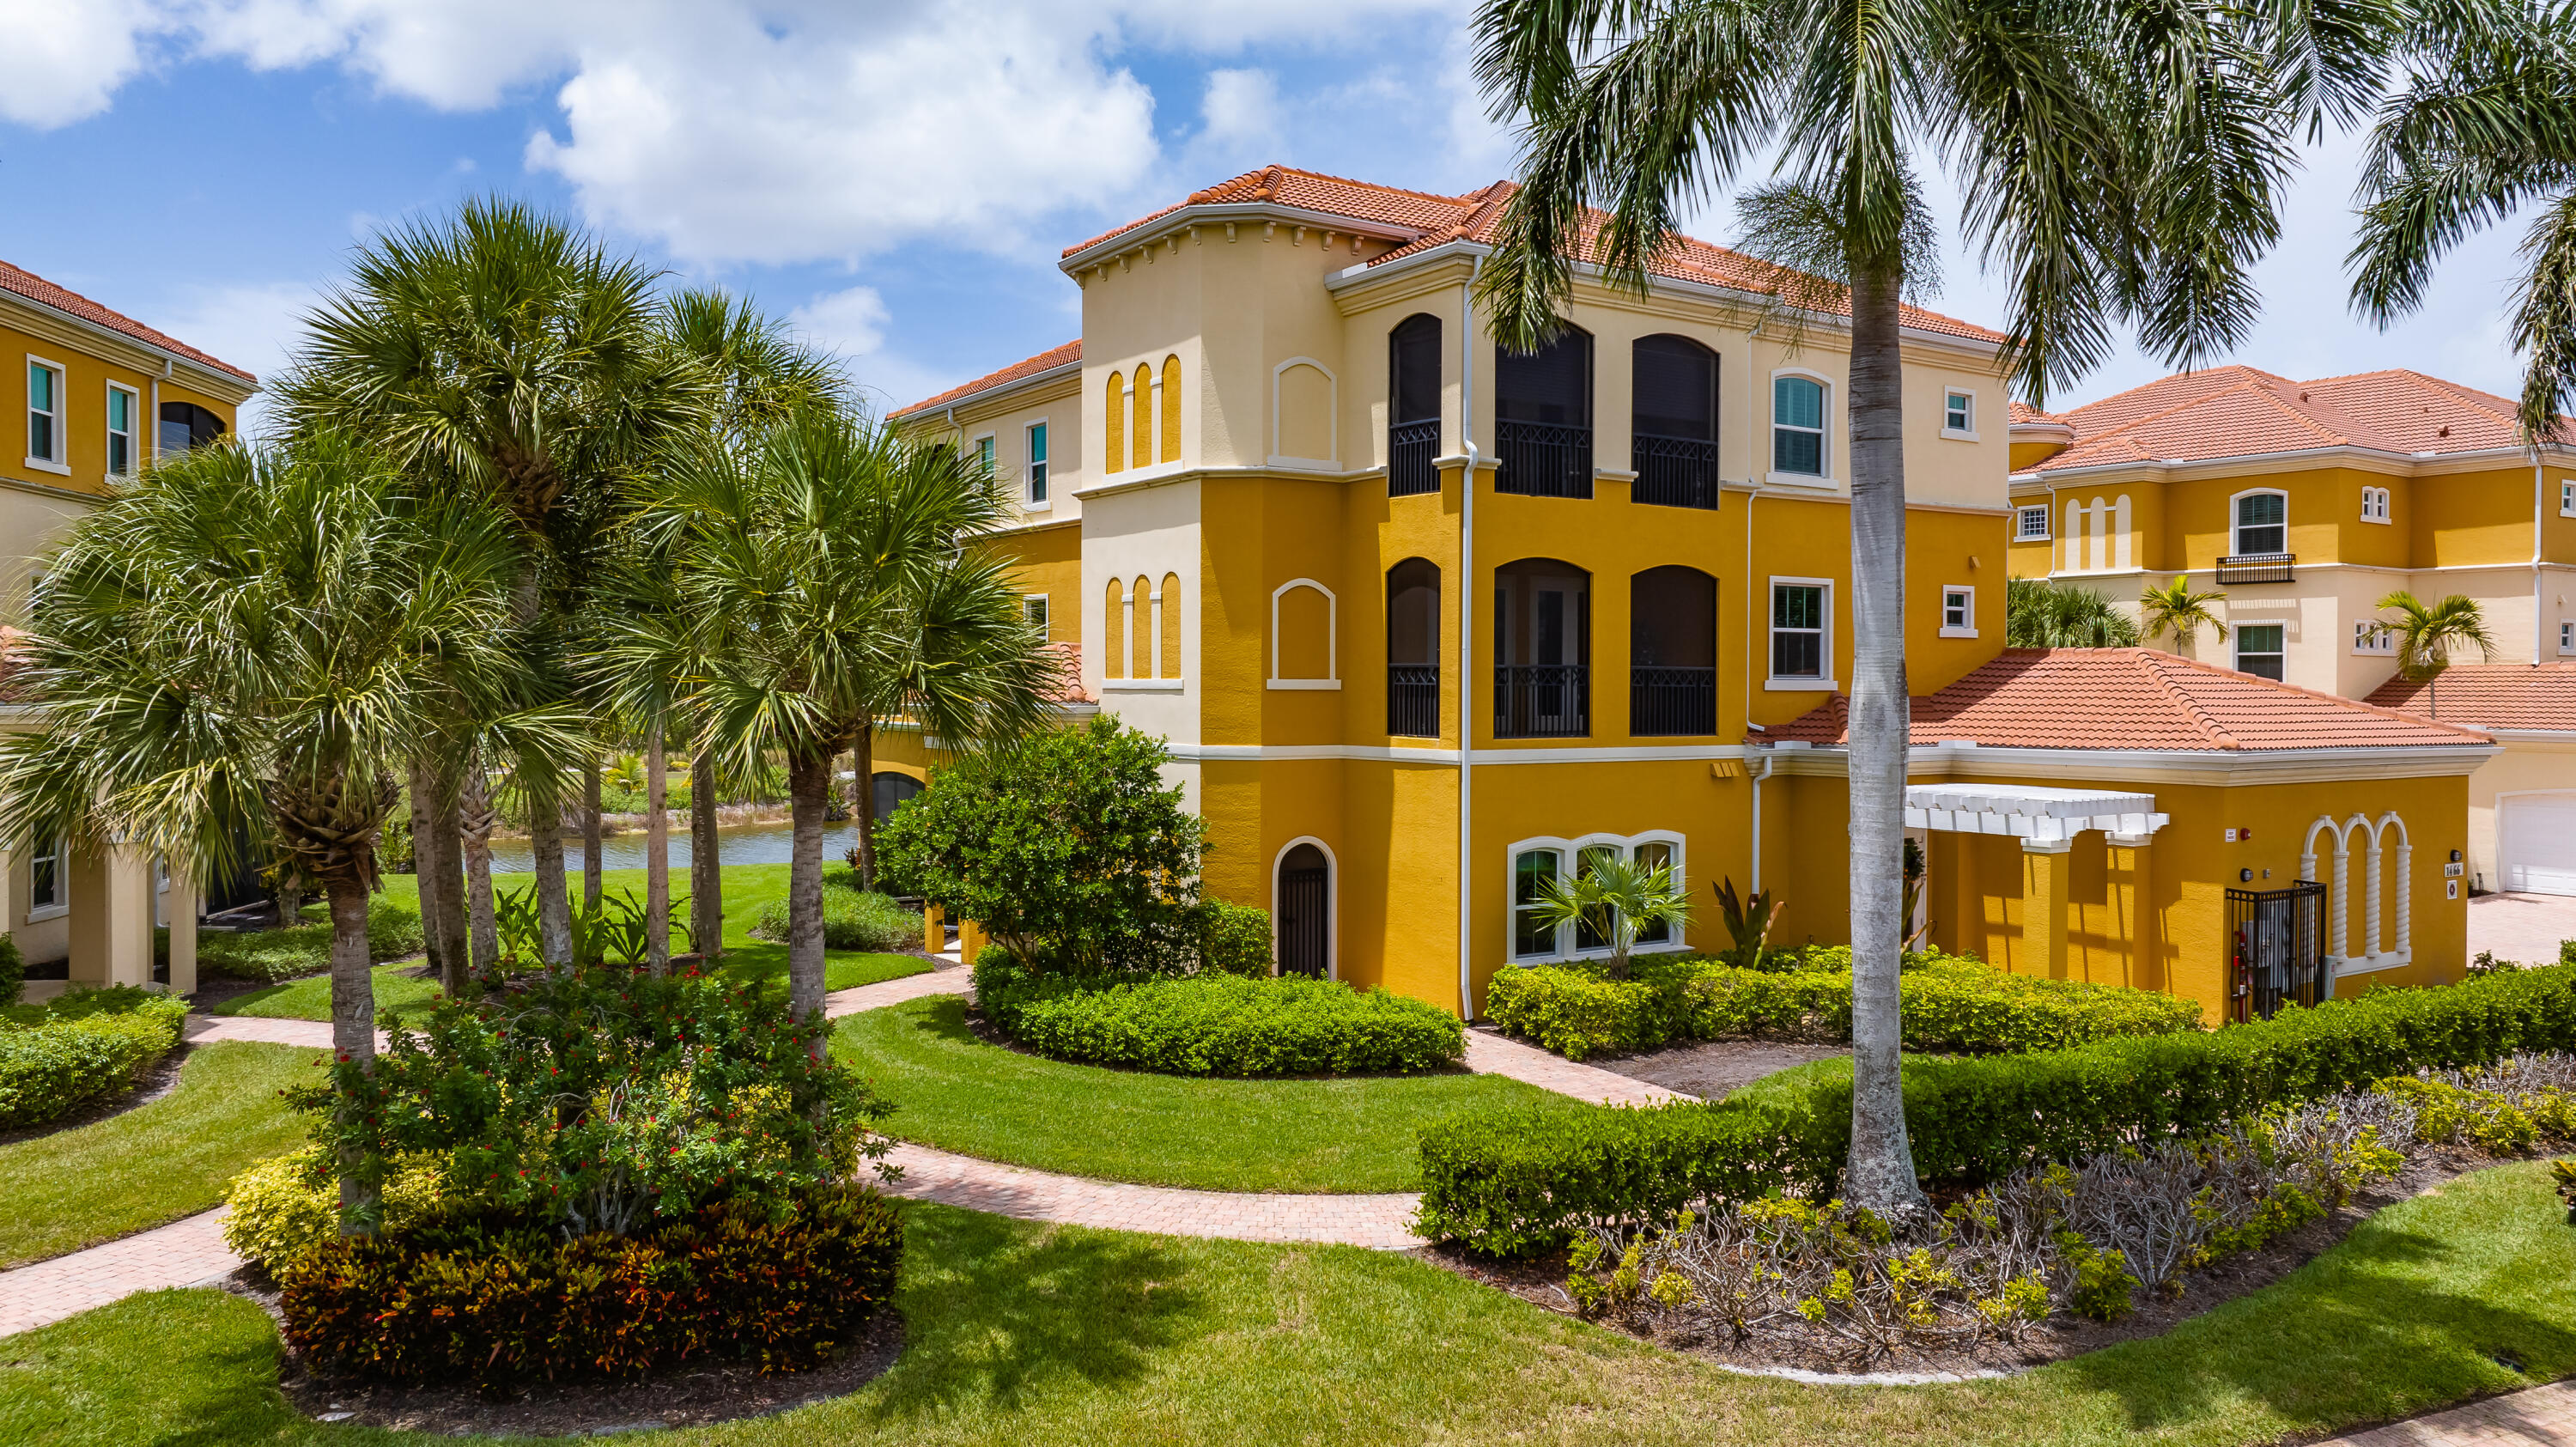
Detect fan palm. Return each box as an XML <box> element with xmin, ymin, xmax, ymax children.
<box><xmin>621</xmin><ymin>405</ymin><xmax>1057</xmax><ymax>1042</ymax></box>
<box><xmin>2378</xmin><ymin>590</ymin><xmax>2498</xmax><ymax>715</ymax></box>
<box><xmin>0</xmin><ymin>434</ymin><xmax>556</xmax><ymax>1231</ymax></box>
<box><xmin>1528</xmin><ymin>854</ymin><xmax>1695</xmax><ymax>981</ymax></box>
<box><xmin>2138</xmin><ymin>577</ymin><xmax>2232</xmax><ymax>652</ymax></box>
<box><xmin>2006</xmin><ymin>577</ymin><xmax>2144</xmax><ymax>648</ymax></box>
<box><xmin>1473</xmin><ymin>0</ymin><xmax>2354</xmax><ymax>1213</ymax></box>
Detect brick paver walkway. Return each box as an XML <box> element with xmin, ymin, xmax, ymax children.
<box><xmin>2313</xmin><ymin>1380</ymin><xmax>2576</xmax><ymax>1445</ymax></box>
<box><xmin>1464</xmin><ymin>1029</ymin><xmax>1695</xmax><ymax>1106</ymax></box>
<box><xmin>0</xmin><ymin>1207</ymin><xmax>240</xmax><ymax>1337</ymax></box>
<box><xmin>2469</xmin><ymin>892</ymin><xmax>2576</xmax><ymax>968</ymax></box>
<box><xmin>183</xmin><ymin>1015</ymin><xmax>341</xmax><ymax>1049</ymax></box>
<box><xmin>821</xmin><ymin>964</ymin><xmax>969</xmax><ymax>1018</ymax></box>
<box><xmin>880</xmin><ymin>1141</ymin><xmax>1421</xmax><ymax>1249</ymax></box>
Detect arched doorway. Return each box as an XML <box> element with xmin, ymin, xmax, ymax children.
<box><xmin>1275</xmin><ymin>842</ymin><xmax>1332</xmax><ymax>979</ymax></box>
<box><xmin>871</xmin><ymin>771</ymin><xmax>924</xmax><ymax>822</ymax></box>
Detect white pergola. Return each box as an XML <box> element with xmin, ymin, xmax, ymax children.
<box><xmin>1903</xmin><ymin>782</ymin><xmax>2169</xmax><ymax>845</ymax></box>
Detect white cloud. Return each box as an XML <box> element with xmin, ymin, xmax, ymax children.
<box><xmin>788</xmin><ymin>285</ymin><xmax>891</xmax><ymax>358</ymax></box>
<box><xmin>0</xmin><ymin>0</ymin><xmax>161</xmax><ymax>128</ymax></box>
<box><xmin>1200</xmin><ymin>68</ymin><xmax>1279</xmax><ymax>148</ymax></box>
<box><xmin>147</xmin><ymin>279</ymin><xmax>325</xmax><ymax>437</ymax></box>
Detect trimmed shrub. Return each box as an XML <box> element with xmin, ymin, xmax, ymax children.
<box><xmin>0</xmin><ymin>988</ymin><xmax>188</xmax><ymax>1129</ymax></box>
<box><xmin>749</xmin><ymin>885</ymin><xmax>920</xmax><ymax>952</ymax></box>
<box><xmin>222</xmin><ymin>1147</ymin><xmax>449</xmax><ymax>1268</ymax></box>
<box><xmin>194</xmin><ymin>895</ymin><xmax>427</xmax><ymax>983</ymax></box>
<box><xmin>0</xmin><ymin>933</ymin><xmax>22</xmax><ymax>1007</ymax></box>
<box><xmin>1484</xmin><ymin>953</ymin><xmax>2201</xmax><ymax>1061</ymax></box>
<box><xmin>1419</xmin><ymin>964</ymin><xmax>2576</xmax><ymax>1255</ymax></box>
<box><xmin>278</xmin><ymin>1183</ymin><xmax>902</xmax><ymax>1390</ymax></box>
<box><xmin>999</xmin><ymin>972</ymin><xmax>1465</xmax><ymax>1077</ymax></box>
<box><xmin>1200</xmin><ymin>901</ymin><xmax>1273</xmax><ymax>977</ymax></box>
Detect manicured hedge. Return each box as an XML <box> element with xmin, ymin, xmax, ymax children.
<box><xmin>750</xmin><ymin>883</ymin><xmax>921</xmax><ymax>952</ymax></box>
<box><xmin>1419</xmin><ymin>964</ymin><xmax>2576</xmax><ymax>1255</ymax></box>
<box><xmin>0</xmin><ymin>988</ymin><xmax>189</xmax><ymax>1129</ymax></box>
<box><xmin>976</xmin><ymin>956</ymin><xmax>1464</xmax><ymax>1076</ymax></box>
<box><xmin>278</xmin><ymin>1183</ymin><xmax>902</xmax><ymax>1392</ymax></box>
<box><xmin>194</xmin><ymin>897</ymin><xmax>427</xmax><ymax>983</ymax></box>
<box><xmin>1484</xmin><ymin>952</ymin><xmax>2202</xmax><ymax>1061</ymax></box>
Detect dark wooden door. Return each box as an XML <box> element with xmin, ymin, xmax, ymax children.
<box><xmin>1278</xmin><ymin>843</ymin><xmax>1330</xmax><ymax>978</ymax></box>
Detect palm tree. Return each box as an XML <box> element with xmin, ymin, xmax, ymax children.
<box><xmin>2138</xmin><ymin>577</ymin><xmax>2232</xmax><ymax>653</ymax></box>
<box><xmin>1528</xmin><ymin>854</ymin><xmax>1694</xmax><ymax>981</ymax></box>
<box><xmin>0</xmin><ymin>434</ymin><xmax>546</xmax><ymax>1231</ymax></box>
<box><xmin>2005</xmin><ymin>577</ymin><xmax>2144</xmax><ymax>648</ymax></box>
<box><xmin>626</xmin><ymin>405</ymin><xmax>1057</xmax><ymax>1043</ymax></box>
<box><xmin>2351</xmin><ymin>3</ymin><xmax>2576</xmax><ymax>441</ymax></box>
<box><xmin>2379</xmin><ymin>590</ymin><xmax>2498</xmax><ymax>716</ymax></box>
<box><xmin>1473</xmin><ymin>0</ymin><xmax>2348</xmax><ymax>1214</ymax></box>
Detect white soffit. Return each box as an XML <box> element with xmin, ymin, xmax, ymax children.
<box><xmin>1904</xmin><ymin>782</ymin><xmax>2168</xmax><ymax>842</ymax></box>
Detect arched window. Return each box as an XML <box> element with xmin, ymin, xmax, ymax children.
<box><xmin>1387</xmin><ymin>558</ymin><xmax>1441</xmax><ymax>737</ymax></box>
<box><xmin>1103</xmin><ymin>578</ymin><xmax>1127</xmax><ymax>678</ymax></box>
<box><xmin>870</xmin><ymin>771</ymin><xmax>925</xmax><ymax>822</ymax></box>
<box><xmin>1632</xmin><ymin>335</ymin><xmax>1718</xmax><ymax>508</ymax></box>
<box><xmin>1160</xmin><ymin>571</ymin><xmax>1182</xmax><ymax>678</ymax></box>
<box><xmin>1160</xmin><ymin>356</ymin><xmax>1182</xmax><ymax>463</ymax></box>
<box><xmin>1132</xmin><ymin>364</ymin><xmax>1156</xmax><ymax>469</ymax></box>
<box><xmin>1388</xmin><ymin>313</ymin><xmax>1443</xmax><ymax>496</ymax></box>
<box><xmin>1631</xmin><ymin>566</ymin><xmax>1716</xmax><ymax>735</ymax></box>
<box><xmin>157</xmin><ymin>401</ymin><xmax>226</xmax><ymax>456</ymax></box>
<box><xmin>1495</xmin><ymin>323</ymin><xmax>1593</xmax><ymax>497</ymax></box>
<box><xmin>1494</xmin><ymin>558</ymin><xmax>1589</xmax><ymax>737</ymax></box>
<box><xmin>1103</xmin><ymin>372</ymin><xmax>1127</xmax><ymax>476</ymax></box>
<box><xmin>2233</xmin><ymin>489</ymin><xmax>2287</xmax><ymax>556</ymax></box>
<box><xmin>1276</xmin><ymin>841</ymin><xmax>1333</xmax><ymax>978</ymax></box>
<box><xmin>1132</xmin><ymin>574</ymin><xmax>1155</xmax><ymax>679</ymax></box>
<box><xmin>1771</xmin><ymin>374</ymin><xmax>1826</xmax><ymax>477</ymax></box>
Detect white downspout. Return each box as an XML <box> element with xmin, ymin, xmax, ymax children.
<box><xmin>2537</xmin><ymin>456</ymin><xmax>2548</xmax><ymax>664</ymax></box>
<box><xmin>1749</xmin><ymin>751</ymin><xmax>1776</xmax><ymax>894</ymax></box>
<box><xmin>1457</xmin><ymin>254</ymin><xmax>1483</xmax><ymax>1021</ymax></box>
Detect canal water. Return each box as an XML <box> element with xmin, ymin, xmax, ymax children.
<box><xmin>485</xmin><ymin>819</ymin><xmax>860</xmax><ymax>873</ymax></box>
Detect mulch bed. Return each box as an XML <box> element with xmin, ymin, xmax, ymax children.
<box><xmin>220</xmin><ymin>1268</ymin><xmax>905</xmax><ymax>1435</ymax></box>
<box><xmin>1417</xmin><ymin>1150</ymin><xmax>2500</xmax><ymax>1379</ymax></box>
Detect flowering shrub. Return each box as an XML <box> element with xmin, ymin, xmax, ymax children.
<box><xmin>0</xmin><ymin>988</ymin><xmax>187</xmax><ymax>1129</ymax></box>
<box><xmin>222</xmin><ymin>1147</ymin><xmax>449</xmax><ymax>1267</ymax></box>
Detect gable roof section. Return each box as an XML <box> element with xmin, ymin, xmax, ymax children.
<box><xmin>1767</xmin><ymin>648</ymin><xmax>2489</xmax><ymax>751</ymax></box>
<box><xmin>0</xmin><ymin>259</ymin><xmax>256</xmax><ymax>384</ymax></box>
<box><xmin>892</xmin><ymin>339</ymin><xmax>1081</xmax><ymax>421</ymax></box>
<box><xmin>2365</xmin><ymin>662</ymin><xmax>2576</xmax><ymax>732</ymax></box>
<box><xmin>2022</xmin><ymin>365</ymin><xmax>2536</xmax><ymax>474</ymax></box>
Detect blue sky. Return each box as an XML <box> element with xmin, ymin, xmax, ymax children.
<box><xmin>1</xmin><ymin>2</ymin><xmax>2543</xmax><ymax>429</ymax></box>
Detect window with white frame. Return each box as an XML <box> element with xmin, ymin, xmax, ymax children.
<box><xmin>972</xmin><ymin>435</ymin><xmax>995</xmax><ymax>480</ymax></box>
<box><xmin>1940</xmin><ymin>585</ymin><xmax>1976</xmax><ymax>638</ymax></box>
<box><xmin>1771</xmin><ymin>375</ymin><xmax>1826</xmax><ymax>477</ymax></box>
<box><xmin>27</xmin><ymin>833</ymin><xmax>64</xmax><ymax>917</ymax></box>
<box><xmin>1024</xmin><ymin>594</ymin><xmax>1049</xmax><ymax>629</ymax></box>
<box><xmin>1941</xmin><ymin>390</ymin><xmax>1974</xmax><ymax>436</ymax></box>
<box><xmin>106</xmin><ymin>384</ymin><xmax>138</xmax><ymax>477</ymax></box>
<box><xmin>2233</xmin><ymin>491</ymin><xmax>2287</xmax><ymax>556</ymax></box>
<box><xmin>2561</xmin><ymin>478</ymin><xmax>2576</xmax><ymax>516</ymax></box>
<box><xmin>1025</xmin><ymin>421</ymin><xmax>1049</xmax><ymax>505</ymax></box>
<box><xmin>1509</xmin><ymin>834</ymin><xmax>1687</xmax><ymax>962</ymax></box>
<box><xmin>2562</xmin><ymin>620</ymin><xmax>2574</xmax><ymax>655</ymax></box>
<box><xmin>2015</xmin><ymin>505</ymin><xmax>2051</xmax><ymax>540</ymax></box>
<box><xmin>27</xmin><ymin>358</ymin><xmax>64</xmax><ymax>469</ymax></box>
<box><xmin>1770</xmin><ymin>581</ymin><xmax>1829</xmax><ymax>682</ymax></box>
<box><xmin>1511</xmin><ymin>848</ymin><xmax>1561</xmax><ymax>959</ymax></box>
<box><xmin>2236</xmin><ymin>623</ymin><xmax>2286</xmax><ymax>680</ymax></box>
<box><xmin>2354</xmin><ymin>621</ymin><xmax>2395</xmax><ymax>655</ymax></box>
<box><xmin>2360</xmin><ymin>485</ymin><xmax>2390</xmax><ymax>522</ymax></box>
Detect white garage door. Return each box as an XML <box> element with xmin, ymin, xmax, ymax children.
<box><xmin>2502</xmin><ymin>793</ymin><xmax>2576</xmax><ymax>896</ymax></box>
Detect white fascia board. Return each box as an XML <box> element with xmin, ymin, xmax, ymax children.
<box><xmin>2013</xmin><ymin>441</ymin><xmax>2554</xmax><ymax>488</ymax></box>
<box><xmin>890</xmin><ymin>359</ymin><xmax>1084</xmax><ymax>425</ymax></box>
<box><xmin>1059</xmin><ymin>204</ymin><xmax>1425</xmax><ymax>274</ymax></box>
<box><xmin>1772</xmin><ymin>739</ymin><xmax>2500</xmax><ymax>782</ymax></box>
<box><xmin>0</xmin><ymin>290</ymin><xmax>255</xmax><ymax>398</ymax></box>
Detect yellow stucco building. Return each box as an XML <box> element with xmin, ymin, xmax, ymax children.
<box><xmin>896</xmin><ymin>167</ymin><xmax>2493</xmax><ymax>1024</ymax></box>
<box><xmin>0</xmin><ymin>258</ymin><xmax>257</xmax><ymax>1000</ymax></box>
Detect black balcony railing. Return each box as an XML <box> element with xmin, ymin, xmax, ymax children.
<box><xmin>1631</xmin><ymin>434</ymin><xmax>1720</xmax><ymax>510</ymax></box>
<box><xmin>1494</xmin><ymin>663</ymin><xmax>1590</xmax><ymax>738</ymax></box>
<box><xmin>2216</xmin><ymin>552</ymin><xmax>2295</xmax><ymax>585</ymax></box>
<box><xmin>1494</xmin><ymin>420</ymin><xmax>1594</xmax><ymax>498</ymax></box>
<box><xmin>1388</xmin><ymin>664</ymin><xmax>1440</xmax><ymax>737</ymax></box>
<box><xmin>1388</xmin><ymin>419</ymin><xmax>1441</xmax><ymax>497</ymax></box>
<box><xmin>1630</xmin><ymin>666</ymin><xmax>1716</xmax><ymax>736</ymax></box>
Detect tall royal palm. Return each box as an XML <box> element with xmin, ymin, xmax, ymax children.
<box><xmin>632</xmin><ymin>406</ymin><xmax>1057</xmax><ymax>1043</ymax></box>
<box><xmin>0</xmin><ymin>435</ymin><xmax>545</xmax><ymax>1231</ymax></box>
<box><xmin>1474</xmin><ymin>0</ymin><xmax>2352</xmax><ymax>1213</ymax></box>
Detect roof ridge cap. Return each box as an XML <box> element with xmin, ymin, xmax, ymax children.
<box><xmin>2161</xmin><ymin>647</ymin><xmax>2496</xmax><ymax>743</ymax></box>
<box><xmin>2130</xmin><ymin>648</ymin><xmax>2245</xmax><ymax>750</ymax></box>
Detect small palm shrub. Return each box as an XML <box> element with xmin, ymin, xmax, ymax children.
<box><xmin>749</xmin><ymin>883</ymin><xmax>920</xmax><ymax>952</ymax></box>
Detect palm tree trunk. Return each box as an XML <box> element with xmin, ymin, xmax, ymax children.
<box><xmin>530</xmin><ymin>783</ymin><xmax>574</xmax><ymax>967</ymax></box>
<box><xmin>324</xmin><ymin>873</ymin><xmax>380</xmax><ymax>1234</ymax></box>
<box><xmin>786</xmin><ymin>744</ymin><xmax>832</xmax><ymax>1055</ymax></box>
<box><xmin>409</xmin><ymin>753</ymin><xmax>471</xmax><ymax>995</ymax></box>
<box><xmin>406</xmin><ymin>754</ymin><xmax>447</xmax><ymax>984</ymax></box>
<box><xmin>690</xmin><ymin>747</ymin><xmax>723</xmax><ymax>958</ymax></box>
<box><xmin>582</xmin><ymin>755</ymin><xmax>604</xmax><ymax>915</ymax></box>
<box><xmin>647</xmin><ymin>725</ymin><xmax>671</xmax><ymax>976</ymax></box>
<box><xmin>854</xmin><ymin>721</ymin><xmax>877</xmax><ymax>890</ymax></box>
<box><xmin>461</xmin><ymin>767</ymin><xmax>499</xmax><ymax>971</ymax></box>
<box><xmin>1841</xmin><ymin>266</ymin><xmax>1929</xmax><ymax>1220</ymax></box>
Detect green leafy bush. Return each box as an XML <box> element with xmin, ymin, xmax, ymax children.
<box><xmin>993</xmin><ymin>971</ymin><xmax>1465</xmax><ymax>1077</ymax></box>
<box><xmin>278</xmin><ymin>1183</ymin><xmax>902</xmax><ymax>1390</ymax></box>
<box><xmin>193</xmin><ymin>895</ymin><xmax>427</xmax><ymax>983</ymax></box>
<box><xmin>1200</xmin><ymin>900</ymin><xmax>1273</xmax><ymax>977</ymax></box>
<box><xmin>222</xmin><ymin>1147</ymin><xmax>448</xmax><ymax>1268</ymax></box>
<box><xmin>0</xmin><ymin>988</ymin><xmax>188</xmax><ymax>1129</ymax></box>
<box><xmin>1484</xmin><ymin>953</ymin><xmax>2202</xmax><ymax>1061</ymax></box>
<box><xmin>1419</xmin><ymin>964</ymin><xmax>2576</xmax><ymax>1255</ymax></box>
<box><xmin>749</xmin><ymin>883</ymin><xmax>920</xmax><ymax>952</ymax></box>
<box><xmin>0</xmin><ymin>933</ymin><xmax>22</xmax><ymax>1006</ymax></box>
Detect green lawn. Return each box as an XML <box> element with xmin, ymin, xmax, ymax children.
<box><xmin>0</xmin><ymin>1042</ymin><xmax>319</xmax><ymax>1268</ymax></box>
<box><xmin>835</xmin><ymin>994</ymin><xmax>1594</xmax><ymax>1193</ymax></box>
<box><xmin>210</xmin><ymin>865</ymin><xmax>930</xmax><ymax>1022</ymax></box>
<box><xmin>7</xmin><ymin>1161</ymin><xmax>2573</xmax><ymax>1446</ymax></box>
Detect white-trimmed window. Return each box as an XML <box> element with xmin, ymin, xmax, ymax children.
<box><xmin>2562</xmin><ymin>479</ymin><xmax>2576</xmax><ymax>517</ymax></box>
<box><xmin>1025</xmin><ymin>421</ymin><xmax>1049</xmax><ymax>506</ymax></box>
<box><xmin>1508</xmin><ymin>832</ymin><xmax>1689</xmax><ymax>962</ymax></box>
<box><xmin>2233</xmin><ymin>490</ymin><xmax>2287</xmax><ymax>556</ymax></box>
<box><xmin>27</xmin><ymin>834</ymin><xmax>65</xmax><ymax>919</ymax></box>
<box><xmin>2360</xmin><ymin>485</ymin><xmax>2391</xmax><ymax>523</ymax></box>
<box><xmin>26</xmin><ymin>357</ymin><xmax>66</xmax><ymax>471</ymax></box>
<box><xmin>2354</xmin><ymin>621</ymin><xmax>2396</xmax><ymax>655</ymax></box>
<box><xmin>106</xmin><ymin>383</ymin><xmax>138</xmax><ymax>477</ymax></box>
<box><xmin>2236</xmin><ymin>623</ymin><xmax>2286</xmax><ymax>680</ymax></box>
<box><xmin>2561</xmin><ymin>621</ymin><xmax>2574</xmax><ymax>656</ymax></box>
<box><xmin>1940</xmin><ymin>585</ymin><xmax>1977</xmax><ymax>638</ymax></box>
<box><xmin>1768</xmin><ymin>579</ymin><xmax>1831</xmax><ymax>685</ymax></box>
<box><xmin>972</xmin><ymin>434</ymin><xmax>995</xmax><ymax>481</ymax></box>
<box><xmin>1771</xmin><ymin>374</ymin><xmax>1826</xmax><ymax>477</ymax></box>
<box><xmin>1941</xmin><ymin>389</ymin><xmax>1975</xmax><ymax>438</ymax></box>
<box><xmin>2015</xmin><ymin>505</ymin><xmax>2051</xmax><ymax>540</ymax></box>
<box><xmin>1024</xmin><ymin>594</ymin><xmax>1049</xmax><ymax>629</ymax></box>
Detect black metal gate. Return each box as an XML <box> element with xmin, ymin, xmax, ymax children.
<box><xmin>1277</xmin><ymin>845</ymin><xmax>1330</xmax><ymax>979</ymax></box>
<box><xmin>2227</xmin><ymin>880</ymin><xmax>2326</xmax><ymax>1023</ymax></box>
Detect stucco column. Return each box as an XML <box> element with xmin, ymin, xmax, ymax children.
<box><xmin>2023</xmin><ymin>836</ymin><xmax>2072</xmax><ymax>980</ymax></box>
<box><xmin>2330</xmin><ymin>839</ymin><xmax>2350</xmax><ymax>962</ymax></box>
<box><xmin>957</xmin><ymin>918</ymin><xmax>987</xmax><ymax>965</ymax></box>
<box><xmin>2107</xmin><ymin>832</ymin><xmax>2154</xmax><ymax>991</ymax></box>
<box><xmin>164</xmin><ymin>855</ymin><xmax>197</xmax><ymax>997</ymax></box>
<box><xmin>67</xmin><ymin>839</ymin><xmax>155</xmax><ymax>989</ymax></box>
<box><xmin>922</xmin><ymin>902</ymin><xmax>945</xmax><ymax>956</ymax></box>
<box><xmin>2394</xmin><ymin>844</ymin><xmax>2413</xmax><ymax>957</ymax></box>
<box><xmin>1147</xmin><ymin>584</ymin><xmax>1163</xmax><ymax>681</ymax></box>
<box><xmin>2364</xmin><ymin>835</ymin><xmax>2384</xmax><ymax>959</ymax></box>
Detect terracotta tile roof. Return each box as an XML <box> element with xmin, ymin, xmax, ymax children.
<box><xmin>1042</xmin><ymin>641</ymin><xmax>1092</xmax><ymax>706</ymax></box>
<box><xmin>2021</xmin><ymin>365</ymin><xmax>2538</xmax><ymax>474</ymax></box>
<box><xmin>893</xmin><ymin>339</ymin><xmax>1081</xmax><ymax>420</ymax></box>
<box><xmin>1066</xmin><ymin>166</ymin><xmax>2007</xmax><ymax>345</ymax></box>
<box><xmin>2008</xmin><ymin>401</ymin><xmax>2067</xmax><ymax>427</ymax></box>
<box><xmin>0</xmin><ymin>259</ymin><xmax>256</xmax><ymax>384</ymax></box>
<box><xmin>1765</xmin><ymin>648</ymin><xmax>2491</xmax><ymax>751</ymax></box>
<box><xmin>2365</xmin><ymin>662</ymin><xmax>2576</xmax><ymax>732</ymax></box>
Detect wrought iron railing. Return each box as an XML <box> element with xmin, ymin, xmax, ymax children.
<box><xmin>1494</xmin><ymin>663</ymin><xmax>1590</xmax><ymax>738</ymax></box>
<box><xmin>1631</xmin><ymin>433</ymin><xmax>1720</xmax><ymax>509</ymax></box>
<box><xmin>1494</xmin><ymin>420</ymin><xmax>1594</xmax><ymax>498</ymax></box>
<box><xmin>1630</xmin><ymin>666</ymin><xmax>1716</xmax><ymax>736</ymax></box>
<box><xmin>1388</xmin><ymin>665</ymin><xmax>1441</xmax><ymax>738</ymax></box>
<box><xmin>2216</xmin><ymin>552</ymin><xmax>2295</xmax><ymax>585</ymax></box>
<box><xmin>1388</xmin><ymin>419</ymin><xmax>1441</xmax><ymax>497</ymax></box>
<box><xmin>2227</xmin><ymin>880</ymin><xmax>2327</xmax><ymax>1023</ymax></box>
